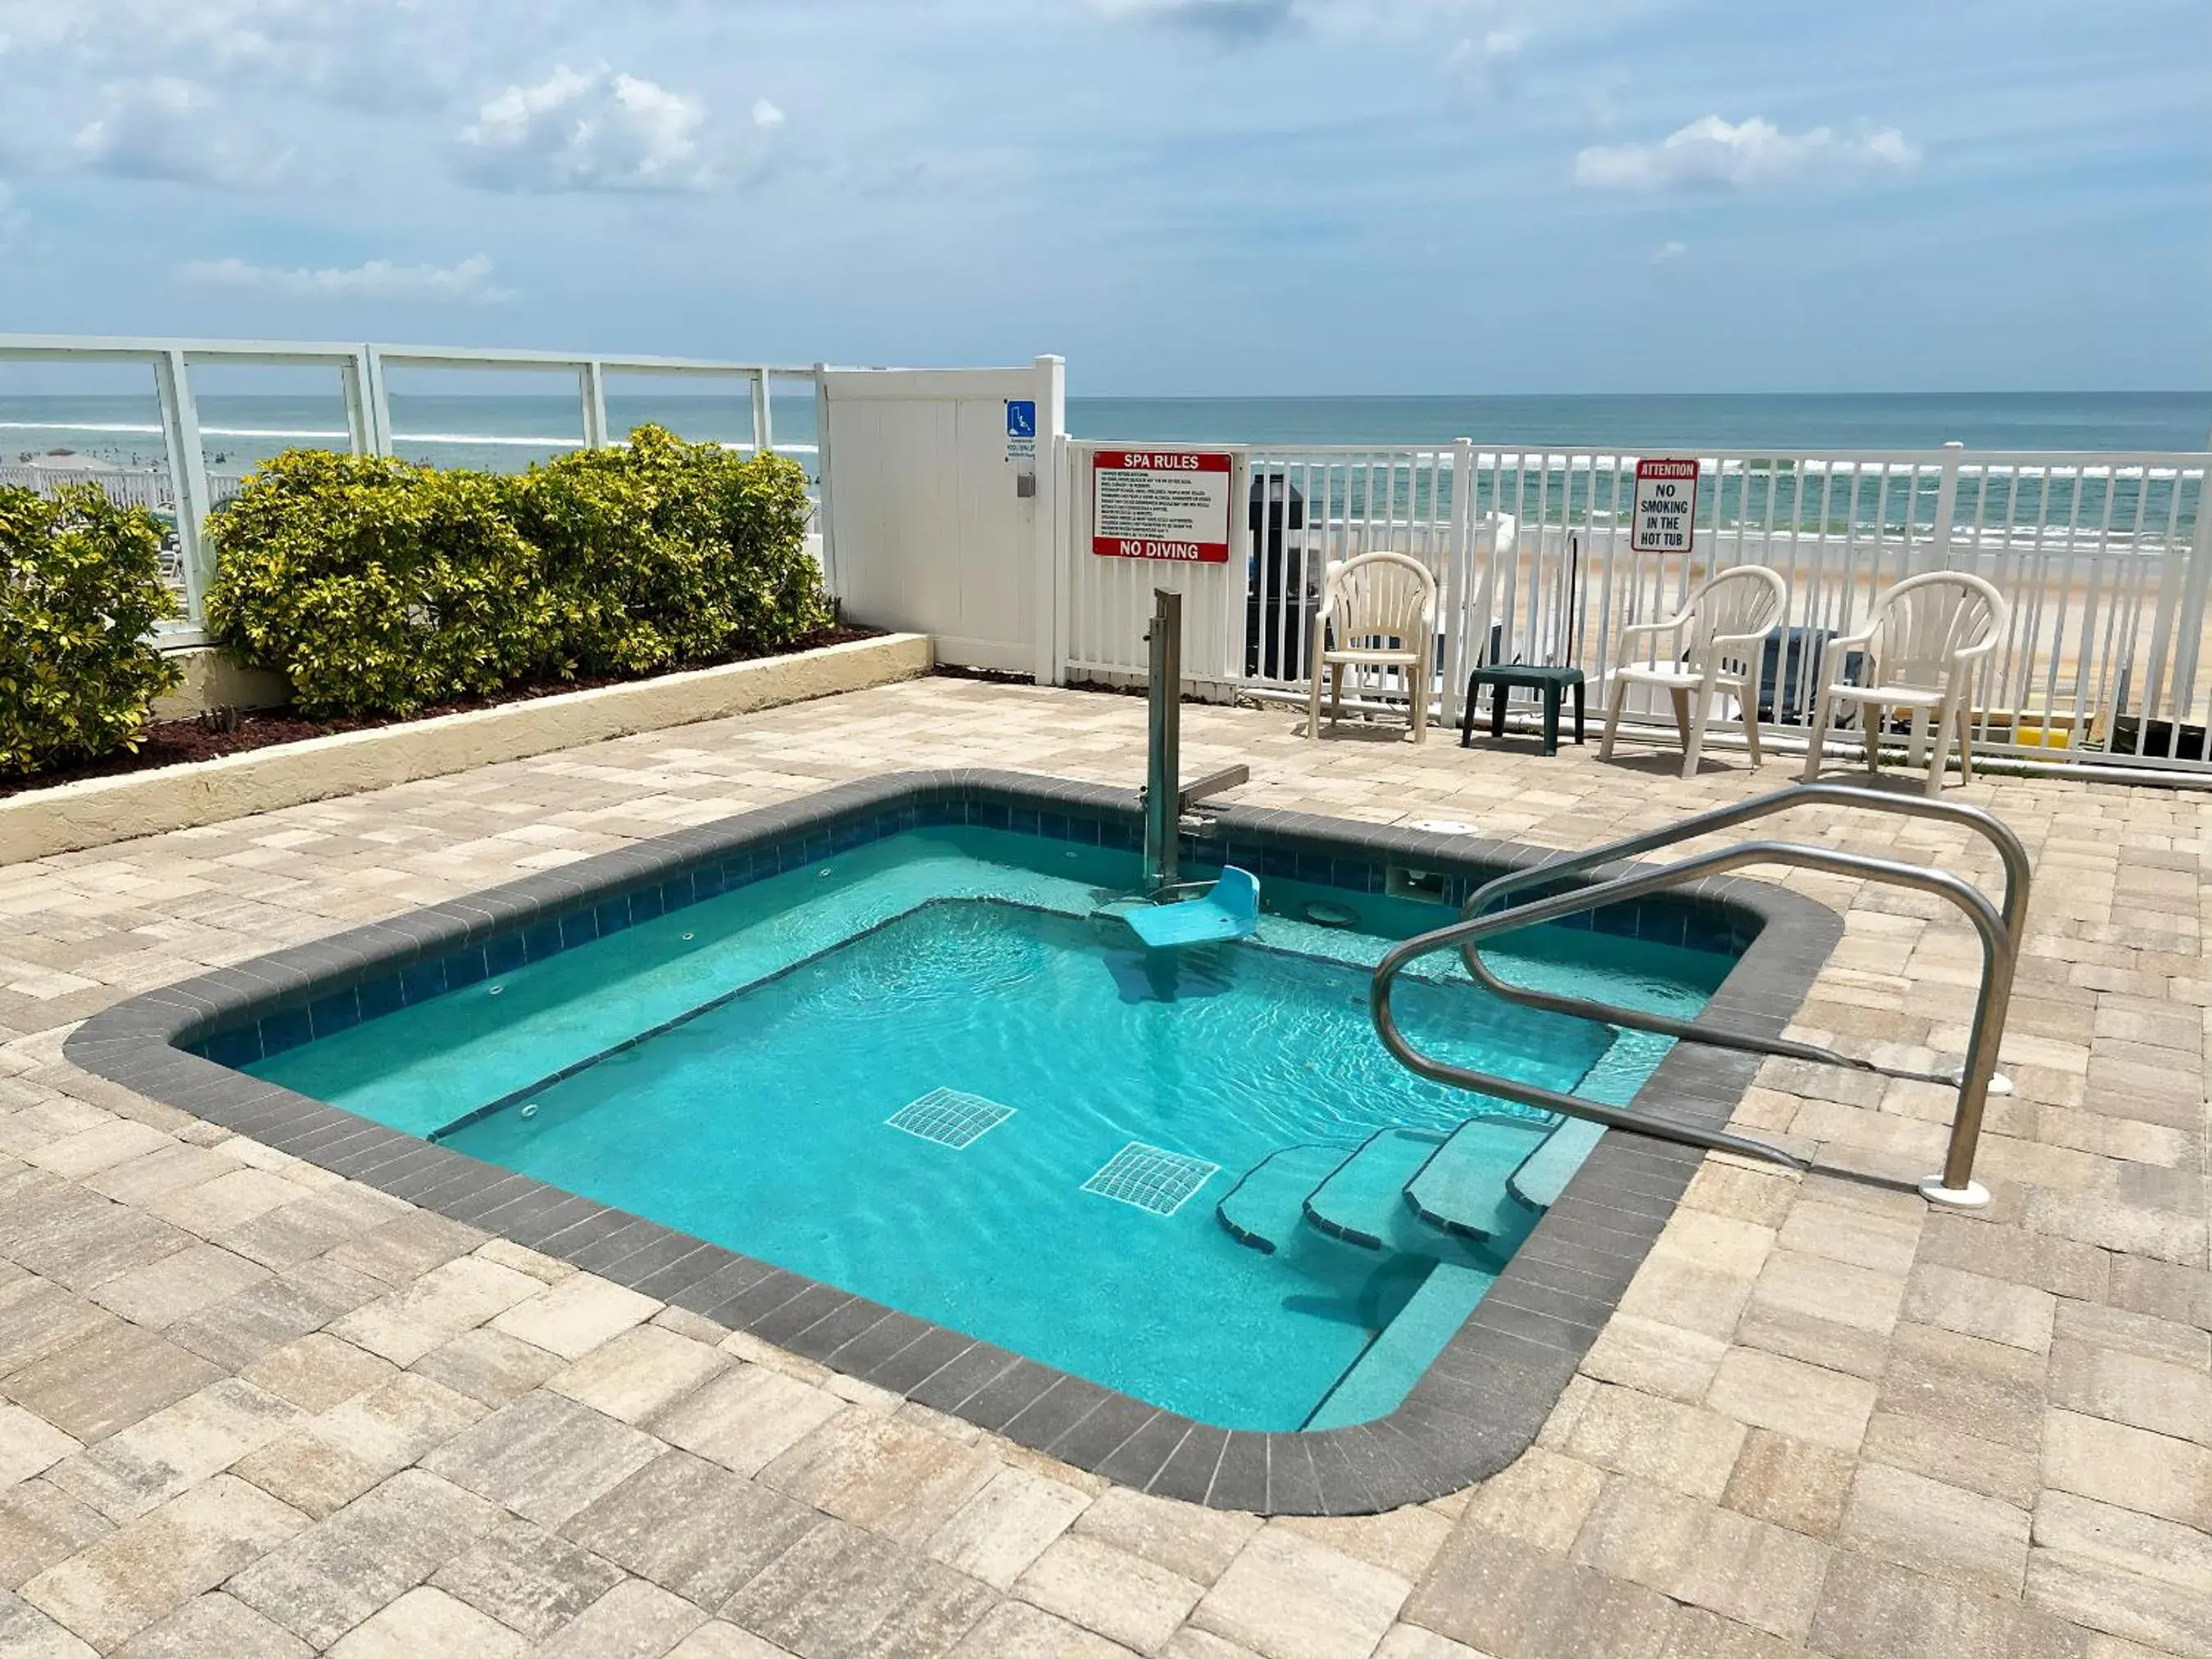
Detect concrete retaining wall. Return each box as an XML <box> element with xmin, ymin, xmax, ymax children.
<box><xmin>2</xmin><ymin>632</ymin><xmax>932</xmax><ymax>864</ymax></box>
<box><xmin>152</xmin><ymin>646</ymin><xmax>292</xmax><ymax>720</ymax></box>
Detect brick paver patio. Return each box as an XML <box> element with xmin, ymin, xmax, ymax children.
<box><xmin>0</xmin><ymin>674</ymin><xmax>2205</xmax><ymax>1657</ymax></box>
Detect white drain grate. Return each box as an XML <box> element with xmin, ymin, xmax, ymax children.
<box><xmin>1081</xmin><ymin>1142</ymin><xmax>1220</xmax><ymax>1216</ymax></box>
<box><xmin>886</xmin><ymin>1087</ymin><xmax>1016</xmax><ymax>1149</ymax></box>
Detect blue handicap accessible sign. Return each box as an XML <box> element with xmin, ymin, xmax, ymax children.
<box><xmin>1006</xmin><ymin>400</ymin><xmax>1036</xmax><ymax>439</ymax></box>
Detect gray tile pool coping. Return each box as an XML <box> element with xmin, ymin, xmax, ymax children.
<box><xmin>62</xmin><ymin>768</ymin><xmax>1842</xmax><ymax>1516</ymax></box>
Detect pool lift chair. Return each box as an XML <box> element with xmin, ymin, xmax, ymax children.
<box><xmin>1119</xmin><ymin>588</ymin><xmax>1262</xmax><ymax>950</ymax></box>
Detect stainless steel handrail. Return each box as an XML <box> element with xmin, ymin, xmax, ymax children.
<box><xmin>1454</xmin><ymin>784</ymin><xmax>2028</xmax><ymax>1095</ymax></box>
<box><xmin>1370</xmin><ymin>782</ymin><xmax>2031</xmax><ymax>1208</ymax></box>
<box><xmin>1462</xmin><ymin>781</ymin><xmax>2029</xmax><ymax>962</ymax></box>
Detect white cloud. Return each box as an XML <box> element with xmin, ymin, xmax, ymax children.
<box><xmin>457</xmin><ymin>65</ymin><xmax>717</xmax><ymax>193</ymax></box>
<box><xmin>1651</xmin><ymin>239</ymin><xmax>1685</xmax><ymax>261</ymax></box>
<box><xmin>1086</xmin><ymin>0</ymin><xmax>1294</xmax><ymax>39</ymax></box>
<box><xmin>1575</xmin><ymin>116</ymin><xmax>1920</xmax><ymax>192</ymax></box>
<box><xmin>1082</xmin><ymin>0</ymin><xmax>1503</xmax><ymax>37</ymax></box>
<box><xmin>1445</xmin><ymin>29</ymin><xmax>1521</xmax><ymax>99</ymax></box>
<box><xmin>181</xmin><ymin>253</ymin><xmax>511</xmax><ymax>301</ymax></box>
<box><xmin>73</xmin><ymin>77</ymin><xmax>288</xmax><ymax>187</ymax></box>
<box><xmin>0</xmin><ymin>0</ymin><xmax>535</xmax><ymax>108</ymax></box>
<box><xmin>751</xmin><ymin>98</ymin><xmax>785</xmax><ymax>131</ymax></box>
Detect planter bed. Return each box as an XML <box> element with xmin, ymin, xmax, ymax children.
<box><xmin>0</xmin><ymin>632</ymin><xmax>932</xmax><ymax>863</ymax></box>
<box><xmin>6</xmin><ymin>628</ymin><xmax>881</xmax><ymax>800</ymax></box>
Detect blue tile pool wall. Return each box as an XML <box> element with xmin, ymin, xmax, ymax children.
<box><xmin>184</xmin><ymin>786</ymin><xmax>1758</xmax><ymax>1072</ymax></box>
<box><xmin>70</xmin><ymin>768</ymin><xmax>1843</xmax><ymax>1516</ymax></box>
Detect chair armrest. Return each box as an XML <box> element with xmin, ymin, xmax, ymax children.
<box><xmin>1952</xmin><ymin>636</ymin><xmax>2001</xmax><ymax>665</ymax></box>
<box><xmin>1617</xmin><ymin>614</ymin><xmax>1690</xmax><ymax>644</ymax></box>
<box><xmin>1711</xmin><ymin>627</ymin><xmax>1778</xmax><ymax>651</ymax></box>
<box><xmin>1809</xmin><ymin>628</ymin><xmax>1876</xmax><ymax>691</ymax></box>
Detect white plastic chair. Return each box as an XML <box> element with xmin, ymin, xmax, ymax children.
<box><xmin>1598</xmin><ymin>566</ymin><xmax>1789</xmax><ymax>777</ymax></box>
<box><xmin>1802</xmin><ymin>570</ymin><xmax>2008</xmax><ymax>796</ymax></box>
<box><xmin>1306</xmin><ymin>552</ymin><xmax>1438</xmax><ymax>742</ymax></box>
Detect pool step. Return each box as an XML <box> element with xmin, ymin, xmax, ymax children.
<box><xmin>1219</xmin><ymin>1113</ymin><xmax>1566</xmax><ymax>1262</ymax></box>
<box><xmin>1216</xmin><ymin>1143</ymin><xmax>1354</xmax><ymax>1254</ymax></box>
<box><xmin>1508</xmin><ymin>1115</ymin><xmax>1606</xmax><ymax>1210</ymax></box>
<box><xmin>1405</xmin><ymin>1116</ymin><xmax>1554</xmax><ymax>1244</ymax></box>
<box><xmin>1302</xmin><ymin>1128</ymin><xmax>1448</xmax><ymax>1252</ymax></box>
<box><xmin>1304</xmin><ymin>1258</ymin><xmax>1498</xmax><ymax>1430</ymax></box>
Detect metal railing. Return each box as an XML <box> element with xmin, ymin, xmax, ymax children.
<box><xmin>1370</xmin><ymin>782</ymin><xmax>2031</xmax><ymax>1207</ymax></box>
<box><xmin>1061</xmin><ymin>439</ymin><xmax>1498</xmax><ymax>709</ymax></box>
<box><xmin>1490</xmin><ymin>444</ymin><xmax>2210</xmax><ymax>771</ymax></box>
<box><xmin>1</xmin><ymin>334</ymin><xmax>829</xmax><ymax>637</ymax></box>
<box><xmin>1064</xmin><ymin>436</ymin><xmax>2212</xmax><ymax>779</ymax></box>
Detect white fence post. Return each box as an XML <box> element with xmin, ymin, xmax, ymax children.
<box><xmin>1049</xmin><ymin>432</ymin><xmax>1074</xmax><ymax>683</ymax></box>
<box><xmin>1061</xmin><ymin>439</ymin><xmax>1086</xmax><ymax>684</ymax></box>
<box><xmin>751</xmin><ymin>370</ymin><xmax>773</xmax><ymax>454</ymax></box>
<box><xmin>1929</xmin><ymin>439</ymin><xmax>1964</xmax><ymax>570</ymax></box>
<box><xmin>363</xmin><ymin>347</ymin><xmax>393</xmax><ymax>456</ymax></box>
<box><xmin>1228</xmin><ymin>450</ymin><xmax>1252</xmax><ymax>688</ymax></box>
<box><xmin>1031</xmin><ymin>355</ymin><xmax>1066</xmax><ymax>686</ymax></box>
<box><xmin>341</xmin><ymin>351</ymin><xmax>375</xmax><ymax>456</ymax></box>
<box><xmin>811</xmin><ymin>363</ymin><xmax>837</xmax><ymax>594</ymax></box>
<box><xmin>579</xmin><ymin>360</ymin><xmax>609</xmax><ymax>448</ymax></box>
<box><xmin>2142</xmin><ymin>487</ymin><xmax>2188</xmax><ymax>725</ymax></box>
<box><xmin>2160</xmin><ymin>478</ymin><xmax>2212</xmax><ymax>728</ymax></box>
<box><xmin>1439</xmin><ymin>437</ymin><xmax>1474</xmax><ymax>730</ymax></box>
<box><xmin>151</xmin><ymin>349</ymin><xmax>214</xmax><ymax>628</ymax></box>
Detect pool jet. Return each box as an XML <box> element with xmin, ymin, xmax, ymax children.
<box><xmin>1121</xmin><ymin>587</ymin><xmax>1261</xmax><ymax>949</ymax></box>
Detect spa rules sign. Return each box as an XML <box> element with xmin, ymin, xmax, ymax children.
<box><xmin>1631</xmin><ymin>458</ymin><xmax>1700</xmax><ymax>554</ymax></box>
<box><xmin>1092</xmin><ymin>450</ymin><xmax>1233</xmax><ymax>562</ymax></box>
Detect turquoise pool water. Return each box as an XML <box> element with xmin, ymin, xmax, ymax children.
<box><xmin>249</xmin><ymin>826</ymin><xmax>1728</xmax><ymax>1430</ymax></box>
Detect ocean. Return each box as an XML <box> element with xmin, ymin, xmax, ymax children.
<box><xmin>1073</xmin><ymin>392</ymin><xmax>2212</xmax><ymax>454</ymax></box>
<box><xmin>2</xmin><ymin>390</ymin><xmax>2206</xmax><ymax>477</ymax></box>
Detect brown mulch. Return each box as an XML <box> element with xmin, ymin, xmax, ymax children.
<box><xmin>2</xmin><ymin>626</ymin><xmax>878</xmax><ymax>800</ymax></box>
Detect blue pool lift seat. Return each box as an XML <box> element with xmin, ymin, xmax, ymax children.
<box><xmin>1125</xmin><ymin>868</ymin><xmax>1261</xmax><ymax>950</ymax></box>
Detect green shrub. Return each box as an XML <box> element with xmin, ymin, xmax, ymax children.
<box><xmin>207</xmin><ymin>428</ymin><xmax>832</xmax><ymax>718</ymax></box>
<box><xmin>206</xmin><ymin>450</ymin><xmax>546</xmax><ymax>718</ymax></box>
<box><xmin>511</xmin><ymin>424</ymin><xmax>830</xmax><ymax>678</ymax></box>
<box><xmin>0</xmin><ymin>483</ymin><xmax>181</xmax><ymax>776</ymax></box>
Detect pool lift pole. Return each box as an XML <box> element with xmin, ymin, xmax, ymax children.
<box><xmin>1126</xmin><ymin>590</ymin><xmax>1258</xmax><ymax>947</ymax></box>
<box><xmin>1143</xmin><ymin>588</ymin><xmax>1183</xmax><ymax>891</ymax></box>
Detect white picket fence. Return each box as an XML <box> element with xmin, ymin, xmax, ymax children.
<box><xmin>1058</xmin><ymin>438</ymin><xmax>2212</xmax><ymax>777</ymax></box>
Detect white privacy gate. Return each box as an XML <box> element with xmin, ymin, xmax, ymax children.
<box><xmin>1054</xmin><ymin>437</ymin><xmax>2212</xmax><ymax>778</ymax></box>
<box><xmin>821</xmin><ymin>359</ymin><xmax>1064</xmax><ymax>677</ymax></box>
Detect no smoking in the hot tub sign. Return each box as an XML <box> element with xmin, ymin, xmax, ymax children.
<box><xmin>1632</xmin><ymin>457</ymin><xmax>1700</xmax><ymax>554</ymax></box>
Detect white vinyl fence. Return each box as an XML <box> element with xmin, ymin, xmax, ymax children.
<box><xmin>11</xmin><ymin>329</ymin><xmax>2211</xmax><ymax>783</ymax></box>
<box><xmin>1061</xmin><ymin>442</ymin><xmax>1254</xmax><ymax>695</ymax></box>
<box><xmin>0</xmin><ymin>460</ymin><xmax>250</xmax><ymax>603</ymax></box>
<box><xmin>1061</xmin><ymin>439</ymin><xmax>1509</xmax><ymax>712</ymax></box>
<box><xmin>1058</xmin><ymin>438</ymin><xmax>2212</xmax><ymax>778</ymax></box>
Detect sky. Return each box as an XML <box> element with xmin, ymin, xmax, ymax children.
<box><xmin>0</xmin><ymin>0</ymin><xmax>2205</xmax><ymax>394</ymax></box>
